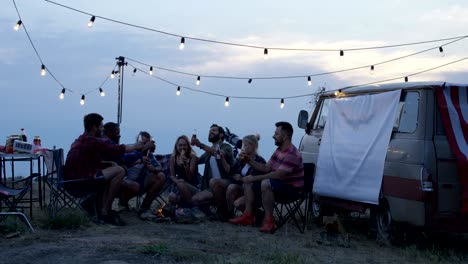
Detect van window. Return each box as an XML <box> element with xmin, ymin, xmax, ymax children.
<box><xmin>313</xmin><ymin>99</ymin><xmax>330</xmax><ymax>129</ymax></box>
<box><xmin>394</xmin><ymin>91</ymin><xmax>420</xmax><ymax>133</ymax></box>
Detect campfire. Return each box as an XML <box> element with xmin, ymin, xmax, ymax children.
<box><xmin>154</xmin><ymin>203</ymin><xmax>171</xmax><ymax>222</ymax></box>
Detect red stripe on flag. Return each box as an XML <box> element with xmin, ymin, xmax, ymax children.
<box><xmin>448</xmin><ymin>87</ymin><xmax>468</xmax><ymax>145</ymax></box>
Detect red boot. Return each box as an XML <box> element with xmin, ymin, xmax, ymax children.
<box><xmin>229</xmin><ymin>211</ymin><xmax>254</xmax><ymax>226</ymax></box>
<box><xmin>259</xmin><ymin>216</ymin><xmax>276</xmax><ymax>233</ymax></box>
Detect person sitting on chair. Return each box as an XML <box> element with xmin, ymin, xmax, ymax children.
<box><xmin>64</xmin><ymin>113</ymin><xmax>151</xmax><ymax>225</ymax></box>
<box><xmin>229</xmin><ymin>121</ymin><xmax>304</xmax><ymax>233</ymax></box>
<box><xmin>168</xmin><ymin>135</ymin><xmax>199</xmax><ymax>208</ymax></box>
<box><xmin>225</xmin><ymin>134</ymin><xmax>266</xmax><ymax>217</ymax></box>
<box><xmin>191</xmin><ymin>124</ymin><xmax>234</xmax><ymax>221</ymax></box>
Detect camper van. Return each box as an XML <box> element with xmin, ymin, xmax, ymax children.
<box><xmin>297</xmin><ymin>82</ymin><xmax>468</xmax><ymax>238</ymax></box>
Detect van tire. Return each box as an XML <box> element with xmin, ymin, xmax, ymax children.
<box><xmin>376</xmin><ymin>200</ymin><xmax>394</xmax><ymax>244</ymax></box>
<box><xmin>310</xmin><ymin>197</ymin><xmax>323</xmax><ymax>224</ymax></box>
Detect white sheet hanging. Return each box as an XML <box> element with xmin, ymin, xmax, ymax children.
<box><xmin>313</xmin><ymin>90</ymin><xmax>401</xmax><ymax>204</ymax></box>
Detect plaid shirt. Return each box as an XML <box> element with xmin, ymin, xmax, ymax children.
<box><xmin>64</xmin><ymin>133</ymin><xmax>126</xmax><ymax>181</ymax></box>
<box><xmin>268</xmin><ymin>144</ymin><xmax>304</xmax><ymax>190</ymax></box>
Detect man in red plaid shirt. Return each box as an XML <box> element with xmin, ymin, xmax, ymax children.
<box><xmin>64</xmin><ymin>113</ymin><xmax>152</xmax><ymax>225</ymax></box>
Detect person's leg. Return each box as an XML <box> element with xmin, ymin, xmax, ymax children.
<box><xmin>141</xmin><ymin>172</ymin><xmax>165</xmax><ymax>210</ymax></box>
<box><xmin>226</xmin><ymin>184</ymin><xmax>242</xmax><ymax>216</ymax></box>
<box><xmin>233</xmin><ymin>196</ymin><xmax>245</xmax><ymax>212</ymax></box>
<box><xmin>168</xmin><ymin>192</ymin><xmax>180</xmax><ymax>205</ymax></box>
<box><xmin>192</xmin><ymin>190</ymin><xmax>214</xmax><ymax>207</ymax></box>
<box><xmin>229</xmin><ymin>182</ymin><xmax>255</xmax><ymax>225</ymax></box>
<box><xmin>101</xmin><ymin>166</ymin><xmax>125</xmax><ymax>215</ymax></box>
<box><xmin>261</xmin><ymin>179</ymin><xmax>275</xmax><ymax>218</ymax></box>
<box><xmin>210</xmin><ymin>178</ymin><xmax>229</xmax><ymax>220</ymax></box>
<box><xmin>120</xmin><ymin>178</ymin><xmax>139</xmax><ymax>209</ymax></box>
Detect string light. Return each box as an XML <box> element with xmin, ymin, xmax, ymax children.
<box><xmin>80</xmin><ymin>95</ymin><xmax>85</xmax><ymax>105</ymax></box>
<box><xmin>307</xmin><ymin>76</ymin><xmax>312</xmax><ymax>86</ymax></box>
<box><xmin>14</xmin><ymin>20</ymin><xmax>22</xmax><ymax>31</ymax></box>
<box><xmin>150</xmin><ymin>66</ymin><xmax>153</xmax><ymax>75</ymax></box>
<box><xmin>99</xmin><ymin>87</ymin><xmax>105</xmax><ymax>96</ymax></box>
<box><xmin>439</xmin><ymin>46</ymin><xmax>445</xmax><ymax>57</ymax></box>
<box><xmin>59</xmin><ymin>88</ymin><xmax>65</xmax><ymax>100</ymax></box>
<box><xmin>280</xmin><ymin>98</ymin><xmax>285</xmax><ymax>109</ymax></box>
<box><xmin>110</xmin><ymin>70</ymin><xmax>115</xmax><ymax>78</ymax></box>
<box><xmin>87</xmin><ymin>16</ymin><xmax>95</xmax><ymax>28</ymax></box>
<box><xmin>41</xmin><ymin>64</ymin><xmax>46</xmax><ymax>76</ymax></box>
<box><xmin>132</xmin><ymin>68</ymin><xmax>137</xmax><ymax>76</ymax></box>
<box><xmin>369</xmin><ymin>65</ymin><xmax>375</xmax><ymax>75</ymax></box>
<box><xmin>339</xmin><ymin>50</ymin><xmax>344</xmax><ymax>59</ymax></box>
<box><xmin>196</xmin><ymin>76</ymin><xmax>201</xmax><ymax>85</ymax></box>
<box><xmin>264</xmin><ymin>48</ymin><xmax>269</xmax><ymax>60</ymax></box>
<box><xmin>176</xmin><ymin>86</ymin><xmax>181</xmax><ymax>96</ymax></box>
<box><xmin>179</xmin><ymin>37</ymin><xmax>185</xmax><ymax>50</ymax></box>
<box><xmin>404</xmin><ymin>76</ymin><xmax>409</xmax><ymax>82</ymax></box>
<box><xmin>45</xmin><ymin>1</ymin><xmax>468</xmax><ymax>53</ymax></box>
<box><xmin>224</xmin><ymin>97</ymin><xmax>230</xmax><ymax>107</ymax></box>
<box><xmin>248</xmin><ymin>79</ymin><xmax>252</xmax><ymax>84</ymax></box>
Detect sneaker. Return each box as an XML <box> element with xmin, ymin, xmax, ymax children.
<box><xmin>139</xmin><ymin>209</ymin><xmax>157</xmax><ymax>220</ymax></box>
<box><xmin>229</xmin><ymin>211</ymin><xmax>254</xmax><ymax>226</ymax></box>
<box><xmin>259</xmin><ymin>216</ymin><xmax>276</xmax><ymax>233</ymax></box>
<box><xmin>101</xmin><ymin>210</ymin><xmax>126</xmax><ymax>226</ymax></box>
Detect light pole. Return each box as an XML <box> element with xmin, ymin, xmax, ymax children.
<box><xmin>116</xmin><ymin>56</ymin><xmax>127</xmax><ymax>124</ymax></box>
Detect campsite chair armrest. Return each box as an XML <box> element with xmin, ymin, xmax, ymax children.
<box><xmin>1</xmin><ymin>173</ymin><xmax>41</xmax><ymax>185</ymax></box>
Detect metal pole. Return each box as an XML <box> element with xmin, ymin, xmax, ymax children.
<box><xmin>116</xmin><ymin>56</ymin><xmax>127</xmax><ymax>124</ymax></box>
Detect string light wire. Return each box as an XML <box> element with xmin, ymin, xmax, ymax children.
<box><xmin>124</xmin><ymin>36</ymin><xmax>466</xmax><ymax>81</ymax></box>
<box><xmin>44</xmin><ymin>0</ymin><xmax>468</xmax><ymax>53</ymax></box>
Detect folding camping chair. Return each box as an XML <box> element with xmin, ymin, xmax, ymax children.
<box><xmin>0</xmin><ymin>173</ymin><xmax>40</xmax><ymax>232</ymax></box>
<box><xmin>45</xmin><ymin>148</ymin><xmax>99</xmax><ymax>222</ymax></box>
<box><xmin>273</xmin><ymin>163</ymin><xmax>315</xmax><ymax>233</ymax></box>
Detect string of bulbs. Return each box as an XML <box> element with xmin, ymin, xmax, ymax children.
<box><xmin>124</xmin><ymin>34</ymin><xmax>466</xmax><ymax>86</ymax></box>
<box><xmin>12</xmin><ymin>0</ymin><xmax>115</xmax><ymax>105</ymax></box>
<box><xmin>127</xmin><ymin>55</ymin><xmax>468</xmax><ymax>109</ymax></box>
<box><xmin>45</xmin><ymin>0</ymin><xmax>468</xmax><ymax>57</ymax></box>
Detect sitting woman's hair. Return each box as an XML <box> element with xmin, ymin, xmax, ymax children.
<box><xmin>137</xmin><ymin>131</ymin><xmax>151</xmax><ymax>142</ymax></box>
<box><xmin>242</xmin><ymin>134</ymin><xmax>260</xmax><ymax>149</ymax></box>
<box><xmin>173</xmin><ymin>135</ymin><xmax>196</xmax><ymax>157</ymax></box>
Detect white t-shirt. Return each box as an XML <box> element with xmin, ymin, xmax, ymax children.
<box><xmin>209</xmin><ymin>156</ymin><xmax>221</xmax><ymax>179</ymax></box>
<box><xmin>241</xmin><ymin>164</ymin><xmax>251</xmax><ymax>176</ymax></box>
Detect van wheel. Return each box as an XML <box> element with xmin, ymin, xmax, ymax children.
<box><xmin>376</xmin><ymin>201</ymin><xmax>393</xmax><ymax>243</ymax></box>
<box><xmin>309</xmin><ymin>197</ymin><xmax>323</xmax><ymax>224</ymax></box>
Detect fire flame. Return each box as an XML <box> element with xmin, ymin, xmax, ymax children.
<box><xmin>156</xmin><ymin>203</ymin><xmax>166</xmax><ymax>218</ymax></box>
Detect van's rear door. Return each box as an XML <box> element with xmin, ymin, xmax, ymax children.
<box><xmin>434</xmin><ymin>107</ymin><xmax>461</xmax><ymax>216</ymax></box>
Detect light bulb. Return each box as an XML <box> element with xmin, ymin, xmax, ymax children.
<box><xmin>405</xmin><ymin>76</ymin><xmax>408</xmax><ymax>82</ymax></box>
<box><xmin>59</xmin><ymin>88</ymin><xmax>65</xmax><ymax>100</ymax></box>
<box><xmin>339</xmin><ymin>50</ymin><xmax>344</xmax><ymax>57</ymax></box>
<box><xmin>334</xmin><ymin>90</ymin><xmax>339</xmax><ymax>97</ymax></box>
<box><xmin>280</xmin><ymin>98</ymin><xmax>285</xmax><ymax>109</ymax></box>
<box><xmin>41</xmin><ymin>64</ymin><xmax>46</xmax><ymax>76</ymax></box>
<box><xmin>132</xmin><ymin>68</ymin><xmax>137</xmax><ymax>76</ymax></box>
<box><xmin>176</xmin><ymin>86</ymin><xmax>181</xmax><ymax>96</ymax></box>
<box><xmin>196</xmin><ymin>76</ymin><xmax>200</xmax><ymax>85</ymax></box>
<box><xmin>14</xmin><ymin>20</ymin><xmax>22</xmax><ymax>31</ymax></box>
<box><xmin>110</xmin><ymin>70</ymin><xmax>115</xmax><ymax>79</ymax></box>
<box><xmin>224</xmin><ymin>97</ymin><xmax>230</xmax><ymax>107</ymax></box>
<box><xmin>264</xmin><ymin>48</ymin><xmax>269</xmax><ymax>60</ymax></box>
<box><xmin>439</xmin><ymin>46</ymin><xmax>445</xmax><ymax>57</ymax></box>
<box><xmin>179</xmin><ymin>37</ymin><xmax>185</xmax><ymax>50</ymax></box>
<box><xmin>99</xmin><ymin>88</ymin><xmax>105</xmax><ymax>97</ymax></box>
<box><xmin>307</xmin><ymin>76</ymin><xmax>312</xmax><ymax>86</ymax></box>
<box><xmin>80</xmin><ymin>95</ymin><xmax>85</xmax><ymax>106</ymax></box>
<box><xmin>369</xmin><ymin>65</ymin><xmax>375</xmax><ymax>75</ymax></box>
<box><xmin>87</xmin><ymin>16</ymin><xmax>95</xmax><ymax>28</ymax></box>
<box><xmin>248</xmin><ymin>79</ymin><xmax>252</xmax><ymax>84</ymax></box>
<box><xmin>150</xmin><ymin>66</ymin><xmax>153</xmax><ymax>75</ymax></box>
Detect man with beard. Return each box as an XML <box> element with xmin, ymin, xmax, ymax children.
<box><xmin>191</xmin><ymin>124</ymin><xmax>234</xmax><ymax>221</ymax></box>
<box><xmin>229</xmin><ymin>121</ymin><xmax>304</xmax><ymax>233</ymax></box>
<box><xmin>64</xmin><ymin>113</ymin><xmax>150</xmax><ymax>225</ymax></box>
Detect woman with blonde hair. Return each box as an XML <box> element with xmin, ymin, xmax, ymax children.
<box><xmin>168</xmin><ymin>135</ymin><xmax>199</xmax><ymax>207</ymax></box>
<box><xmin>226</xmin><ymin>134</ymin><xmax>266</xmax><ymax>218</ymax></box>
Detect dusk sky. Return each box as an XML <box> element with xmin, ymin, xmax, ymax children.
<box><xmin>1</xmin><ymin>0</ymin><xmax>467</xmax><ymax>158</ymax></box>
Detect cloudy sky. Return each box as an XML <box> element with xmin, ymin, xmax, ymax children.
<box><xmin>1</xmin><ymin>0</ymin><xmax>467</xmax><ymax>158</ymax></box>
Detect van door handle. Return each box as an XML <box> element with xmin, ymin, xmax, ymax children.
<box><xmin>318</xmin><ymin>138</ymin><xmax>321</xmax><ymax>146</ymax></box>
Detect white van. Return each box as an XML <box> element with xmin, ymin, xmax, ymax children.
<box><xmin>297</xmin><ymin>82</ymin><xmax>468</xmax><ymax>238</ymax></box>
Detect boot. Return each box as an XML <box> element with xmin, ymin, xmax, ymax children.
<box><xmin>229</xmin><ymin>211</ymin><xmax>254</xmax><ymax>226</ymax></box>
<box><xmin>259</xmin><ymin>215</ymin><xmax>276</xmax><ymax>233</ymax></box>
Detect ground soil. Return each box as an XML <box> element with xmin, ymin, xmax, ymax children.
<box><xmin>1</xmin><ymin>205</ymin><xmax>468</xmax><ymax>264</ymax></box>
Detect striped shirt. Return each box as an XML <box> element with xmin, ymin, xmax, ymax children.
<box><xmin>268</xmin><ymin>144</ymin><xmax>304</xmax><ymax>189</ymax></box>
